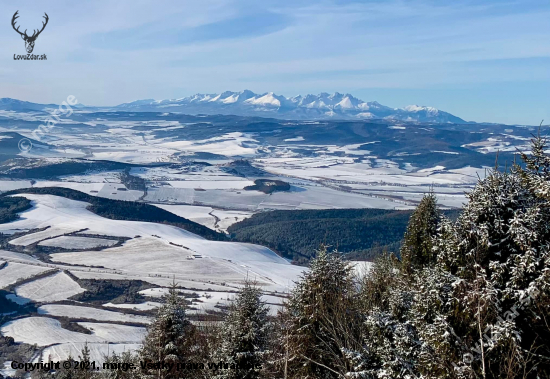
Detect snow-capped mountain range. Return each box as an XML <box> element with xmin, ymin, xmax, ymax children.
<box><xmin>116</xmin><ymin>90</ymin><xmax>467</xmax><ymax>123</ymax></box>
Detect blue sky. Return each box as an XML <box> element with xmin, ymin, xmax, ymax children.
<box><xmin>0</xmin><ymin>0</ymin><xmax>548</xmax><ymax>124</ymax></box>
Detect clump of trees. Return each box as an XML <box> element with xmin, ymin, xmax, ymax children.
<box><xmin>0</xmin><ymin>196</ymin><xmax>31</xmax><ymax>223</ymax></box>
<box><xmin>244</xmin><ymin>179</ymin><xmax>291</xmax><ymax>194</ymax></box>
<box><xmin>27</xmin><ymin>136</ymin><xmax>550</xmax><ymax>378</ymax></box>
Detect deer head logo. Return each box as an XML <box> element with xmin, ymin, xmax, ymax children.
<box><xmin>12</xmin><ymin>11</ymin><xmax>49</xmax><ymax>54</ymax></box>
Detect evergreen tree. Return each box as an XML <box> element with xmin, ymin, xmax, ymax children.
<box><xmin>139</xmin><ymin>281</ymin><xmax>197</xmax><ymax>379</ymax></box>
<box><xmin>281</xmin><ymin>246</ymin><xmax>361</xmax><ymax>378</ymax></box>
<box><xmin>101</xmin><ymin>351</ymin><xmax>140</xmax><ymax>379</ymax></box>
<box><xmin>400</xmin><ymin>191</ymin><xmax>441</xmax><ymax>273</ymax></box>
<box><xmin>351</xmin><ymin>253</ymin><xmax>422</xmax><ymax>378</ymax></box>
<box><xmin>413</xmin><ymin>136</ymin><xmax>550</xmax><ymax>378</ymax></box>
<box><xmin>75</xmin><ymin>342</ymin><xmax>99</xmax><ymax>379</ymax></box>
<box><xmin>211</xmin><ymin>281</ymin><xmax>269</xmax><ymax>379</ymax></box>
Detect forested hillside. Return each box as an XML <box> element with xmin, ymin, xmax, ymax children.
<box><xmin>229</xmin><ymin>208</ymin><xmax>460</xmax><ymax>263</ymax></box>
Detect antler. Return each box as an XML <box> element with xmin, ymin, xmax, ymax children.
<box><xmin>30</xmin><ymin>13</ymin><xmax>49</xmax><ymax>39</ymax></box>
<box><xmin>11</xmin><ymin>11</ymin><xmax>27</xmax><ymax>38</ymax></box>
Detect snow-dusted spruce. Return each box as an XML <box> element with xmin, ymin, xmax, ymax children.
<box><xmin>101</xmin><ymin>351</ymin><xmax>140</xmax><ymax>379</ymax></box>
<box><xmin>414</xmin><ymin>135</ymin><xmax>550</xmax><ymax>378</ymax></box>
<box><xmin>30</xmin><ymin>346</ymin><xmax>101</xmax><ymax>379</ymax></box>
<box><xmin>280</xmin><ymin>246</ymin><xmax>362</xmax><ymax>379</ymax></box>
<box><xmin>338</xmin><ymin>193</ymin><xmax>441</xmax><ymax>378</ymax></box>
<box><xmin>350</xmin><ymin>247</ymin><xmax>425</xmax><ymax>377</ymax></box>
<box><xmin>211</xmin><ymin>281</ymin><xmax>269</xmax><ymax>379</ymax></box>
<box><xmin>400</xmin><ymin>191</ymin><xmax>441</xmax><ymax>274</ymax></box>
<box><xmin>343</xmin><ymin>136</ymin><xmax>550</xmax><ymax>378</ymax></box>
<box><xmin>139</xmin><ymin>281</ymin><xmax>199</xmax><ymax>379</ymax></box>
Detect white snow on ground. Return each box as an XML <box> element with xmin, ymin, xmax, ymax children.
<box><xmin>147</xmin><ymin>185</ymin><xmax>411</xmax><ymax>211</ymax></box>
<box><xmin>38</xmin><ymin>236</ymin><xmax>119</xmax><ymax>249</ymax></box>
<box><xmin>0</xmin><ymin>180</ymin><xmax>33</xmax><ymax>192</ymax></box>
<box><xmin>261</xmin><ymin>186</ymin><xmax>413</xmax><ymax>210</ymax></box>
<box><xmin>38</xmin><ymin>304</ymin><xmax>152</xmax><ymax>324</ymax></box>
<box><xmin>433</xmin><ymin>151</ymin><xmax>459</xmax><ymax>155</ymax></box>
<box><xmin>10</xmin><ymin>272</ymin><xmax>85</xmax><ymax>304</ymax></box>
<box><xmin>0</xmin><ymin>361</ymin><xmax>17</xmax><ymax>378</ymax></box>
<box><xmin>103</xmin><ymin>301</ymin><xmax>162</xmax><ymax>311</ymax></box>
<box><xmin>158</xmin><ymin>132</ymin><xmax>258</xmax><ymax>156</ymax></box>
<box><xmin>154</xmin><ymin>204</ymin><xmax>253</xmax><ymax>232</ymax></box>
<box><xmin>139</xmin><ymin>288</ymin><xmax>287</xmax><ymax>315</ymax></box>
<box><xmin>138</xmin><ymin>288</ymin><xmax>173</xmax><ymax>298</ymax></box>
<box><xmin>325</xmin><ymin>144</ymin><xmax>369</xmax><ymax>156</ymax></box>
<box><xmin>462</xmin><ymin>139</ymin><xmax>516</xmax><ymax>154</ymax></box>
<box><xmin>59</xmin><ymin>171</ymin><xmax>123</xmax><ymax>184</ymax></box>
<box><xmin>130</xmin><ymin>165</ymin><xmax>239</xmax><ymax>182</ymax></box>
<box><xmin>0</xmin><ymin>195</ymin><xmax>305</xmax><ymax>292</ymax></box>
<box><xmin>255</xmin><ymin>159</ymin><xmax>464</xmax><ymax>186</ymax></box>
<box><xmin>78</xmin><ymin>322</ymin><xmax>146</xmax><ymax>343</ymax></box>
<box><xmin>7</xmin><ymin>197</ymin><xmax>277</xmax><ymax>269</ymax></box>
<box><xmin>416</xmin><ymin>165</ymin><xmax>446</xmax><ymax>173</ymax></box>
<box><xmin>154</xmin><ymin>204</ymin><xmax>217</xmax><ymax>229</ymax></box>
<box><xmin>51</xmin><ymin>237</ymin><xmax>304</xmax><ymax>292</ymax></box>
<box><xmin>1</xmin><ymin>317</ymin><xmax>105</xmax><ymax>345</ymax></box>
<box><xmin>166</xmin><ymin>180</ymin><xmax>254</xmax><ymax>190</ymax></box>
<box><xmin>35</xmin><ymin>181</ymin><xmax>144</xmax><ymax>202</ymax></box>
<box><xmin>0</xmin><ymin>262</ymin><xmax>50</xmax><ymax>289</ymax></box>
<box><xmin>449</xmin><ymin>166</ymin><xmax>490</xmax><ymax>179</ymax></box>
<box><xmin>0</xmin><ymin>250</ymin><xmax>43</xmax><ymax>263</ymax></box>
<box><xmin>33</xmin><ymin>181</ymin><xmax>106</xmax><ymax>195</ymax></box>
<box><xmin>350</xmin><ymin>261</ymin><xmax>374</xmax><ymax>277</ymax></box>
<box><xmin>284</xmin><ymin>136</ymin><xmax>305</xmax><ymax>142</ymax></box>
<box><xmin>9</xmin><ymin>226</ymin><xmax>82</xmax><ymax>246</ymax></box>
<box><xmin>0</xmin><ymin>193</ymin><xmax>306</xmax><ymax>352</ymax></box>
<box><xmin>214</xmin><ymin>209</ymin><xmax>254</xmax><ymax>231</ymax></box>
<box><xmin>69</xmin><ymin>270</ymin><xmax>235</xmax><ymax>292</ymax></box>
<box><xmin>1</xmin><ymin>317</ymin><xmax>145</xmax><ymax>346</ymax></box>
<box><xmin>38</xmin><ymin>343</ymin><xmax>142</xmax><ymax>364</ymax></box>
<box><xmin>95</xmin><ymin>183</ymin><xmax>144</xmax><ymax>201</ymax></box>
<box><xmin>398</xmin><ymin>192</ymin><xmax>467</xmax><ymax>208</ymax></box>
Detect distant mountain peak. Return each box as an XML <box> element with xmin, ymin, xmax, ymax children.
<box><xmin>114</xmin><ymin>91</ymin><xmax>465</xmax><ymax>123</ymax></box>
<box><xmin>0</xmin><ymin>92</ymin><xmax>467</xmax><ymax>124</ymax></box>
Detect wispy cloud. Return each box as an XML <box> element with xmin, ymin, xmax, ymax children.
<box><xmin>0</xmin><ymin>0</ymin><xmax>548</xmax><ymax>124</ymax></box>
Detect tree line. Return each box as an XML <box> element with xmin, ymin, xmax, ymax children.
<box><xmin>229</xmin><ymin>207</ymin><xmax>460</xmax><ymax>264</ymax></box>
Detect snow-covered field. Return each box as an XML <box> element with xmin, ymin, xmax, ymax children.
<box><xmin>0</xmin><ymin>262</ymin><xmax>50</xmax><ymax>289</ymax></box>
<box><xmin>0</xmin><ymin>194</ymin><xmax>304</xmax><ymax>360</ymax></box>
<box><xmin>38</xmin><ymin>236</ymin><xmax>119</xmax><ymax>249</ymax></box>
<box><xmin>1</xmin><ymin>317</ymin><xmax>77</xmax><ymax>345</ymax></box>
<box><xmin>9</xmin><ymin>226</ymin><xmax>82</xmax><ymax>246</ymax></box>
<box><xmin>154</xmin><ymin>204</ymin><xmax>253</xmax><ymax>232</ymax></box>
<box><xmin>103</xmin><ymin>301</ymin><xmax>163</xmax><ymax>311</ymax></box>
<box><xmin>9</xmin><ymin>271</ymin><xmax>85</xmax><ymax>304</ymax></box>
<box><xmin>78</xmin><ymin>322</ymin><xmax>147</xmax><ymax>343</ymax></box>
<box><xmin>0</xmin><ymin>195</ymin><xmax>304</xmax><ymax>292</ymax></box>
<box><xmin>39</xmin><ymin>342</ymin><xmax>142</xmax><ymax>364</ymax></box>
<box><xmin>38</xmin><ymin>304</ymin><xmax>152</xmax><ymax>324</ymax></box>
<box><xmin>1</xmin><ymin>317</ymin><xmax>145</xmax><ymax>362</ymax></box>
